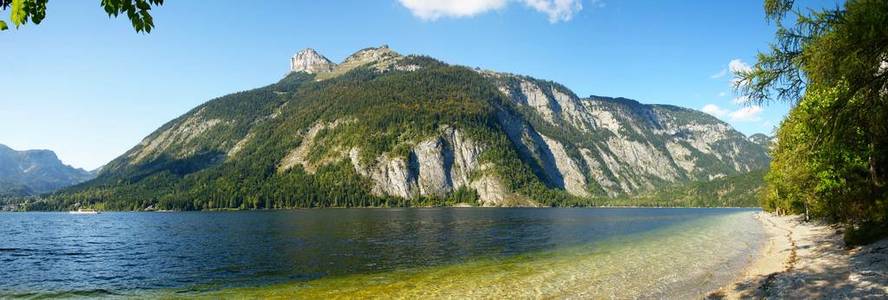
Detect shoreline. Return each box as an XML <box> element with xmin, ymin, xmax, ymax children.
<box><xmin>709</xmin><ymin>212</ymin><xmax>888</xmax><ymax>299</ymax></box>
<box><xmin>2</xmin><ymin>206</ymin><xmax>762</xmax><ymax>213</ymax></box>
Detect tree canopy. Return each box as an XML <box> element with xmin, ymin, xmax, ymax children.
<box><xmin>0</xmin><ymin>0</ymin><xmax>163</xmax><ymax>32</ymax></box>
<box><xmin>739</xmin><ymin>0</ymin><xmax>888</xmax><ymax>244</ymax></box>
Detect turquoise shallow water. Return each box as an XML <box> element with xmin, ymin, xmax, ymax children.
<box><xmin>0</xmin><ymin>208</ymin><xmax>764</xmax><ymax>298</ymax></box>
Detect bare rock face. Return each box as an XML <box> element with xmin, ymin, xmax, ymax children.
<box><xmin>129</xmin><ymin>107</ymin><xmax>225</xmax><ymax>164</ymax></box>
<box><xmin>414</xmin><ymin>138</ymin><xmax>451</xmax><ymax>197</ymax></box>
<box><xmin>539</xmin><ymin>135</ymin><xmax>590</xmax><ymax>197</ymax></box>
<box><xmin>290</xmin><ymin>48</ymin><xmax>336</xmax><ymax>74</ymax></box>
<box><xmin>278</xmin><ymin>121</ymin><xmax>335</xmax><ymax>173</ymax></box>
<box><xmin>486</xmin><ymin>73</ymin><xmax>770</xmax><ymax>197</ymax></box>
<box><xmin>371</xmin><ymin>155</ymin><xmax>418</xmax><ymax>198</ymax></box>
<box><xmin>341</xmin><ymin>45</ymin><xmax>398</xmax><ymax>66</ymax></box>
<box><xmin>470</xmin><ymin>168</ymin><xmax>510</xmax><ymax>207</ymax></box>
<box><xmin>748</xmin><ymin>133</ymin><xmax>774</xmax><ymax>148</ymax></box>
<box><xmin>354</xmin><ymin>127</ymin><xmax>491</xmax><ymax>202</ymax></box>
<box><xmin>304</xmin><ymin>125</ymin><xmax>503</xmax><ymax>205</ymax></box>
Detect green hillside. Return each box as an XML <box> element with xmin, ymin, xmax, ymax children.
<box><xmin>29</xmin><ymin>47</ymin><xmax>769</xmax><ymax>211</ymax></box>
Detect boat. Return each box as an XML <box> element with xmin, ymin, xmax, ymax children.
<box><xmin>69</xmin><ymin>209</ymin><xmax>100</xmax><ymax>214</ymax></box>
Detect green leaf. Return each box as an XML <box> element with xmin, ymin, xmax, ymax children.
<box><xmin>136</xmin><ymin>0</ymin><xmax>150</xmax><ymax>10</ymax></box>
<box><xmin>0</xmin><ymin>20</ymin><xmax>7</xmax><ymax>30</ymax></box>
<box><xmin>26</xmin><ymin>0</ymin><xmax>47</xmax><ymax>24</ymax></box>
<box><xmin>10</xmin><ymin>0</ymin><xmax>25</xmax><ymax>27</ymax></box>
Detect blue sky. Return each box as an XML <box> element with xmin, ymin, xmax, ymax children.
<box><xmin>1</xmin><ymin>0</ymin><xmax>837</xmax><ymax>169</ymax></box>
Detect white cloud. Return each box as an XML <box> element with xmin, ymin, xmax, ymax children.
<box><xmin>731</xmin><ymin>95</ymin><xmax>748</xmax><ymax>104</ymax></box>
<box><xmin>729</xmin><ymin>105</ymin><xmax>763</xmax><ymax>122</ymax></box>
<box><xmin>701</xmin><ymin>104</ymin><xmax>728</xmax><ymax>117</ymax></box>
<box><xmin>728</xmin><ymin>59</ymin><xmax>752</xmax><ymax>87</ymax></box>
<box><xmin>728</xmin><ymin>59</ymin><xmax>751</xmax><ymax>74</ymax></box>
<box><xmin>398</xmin><ymin>0</ymin><xmax>508</xmax><ymax>20</ymax></box>
<box><xmin>523</xmin><ymin>0</ymin><xmax>584</xmax><ymax>22</ymax></box>
<box><xmin>398</xmin><ymin>0</ymin><xmax>585</xmax><ymax>22</ymax></box>
<box><xmin>702</xmin><ymin>103</ymin><xmax>764</xmax><ymax>122</ymax></box>
<box><xmin>711</xmin><ymin>59</ymin><xmax>753</xmax><ymax>85</ymax></box>
<box><xmin>717</xmin><ymin>91</ymin><xmax>727</xmax><ymax>97</ymax></box>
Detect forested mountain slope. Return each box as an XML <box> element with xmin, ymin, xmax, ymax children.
<box><xmin>42</xmin><ymin>46</ymin><xmax>769</xmax><ymax>210</ymax></box>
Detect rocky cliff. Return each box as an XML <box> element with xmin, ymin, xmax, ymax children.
<box><xmin>290</xmin><ymin>48</ymin><xmax>336</xmax><ymax>74</ymax></box>
<box><xmin>53</xmin><ymin>46</ymin><xmax>769</xmax><ymax>210</ymax></box>
<box><xmin>748</xmin><ymin>133</ymin><xmax>774</xmax><ymax>148</ymax></box>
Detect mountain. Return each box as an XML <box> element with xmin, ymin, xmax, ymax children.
<box><xmin>46</xmin><ymin>46</ymin><xmax>769</xmax><ymax>210</ymax></box>
<box><xmin>748</xmin><ymin>133</ymin><xmax>774</xmax><ymax>148</ymax></box>
<box><xmin>0</xmin><ymin>144</ymin><xmax>94</xmax><ymax>197</ymax></box>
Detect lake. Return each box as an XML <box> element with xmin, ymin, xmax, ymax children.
<box><xmin>0</xmin><ymin>208</ymin><xmax>765</xmax><ymax>298</ymax></box>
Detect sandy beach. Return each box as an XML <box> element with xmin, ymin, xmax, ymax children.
<box><xmin>709</xmin><ymin>212</ymin><xmax>888</xmax><ymax>299</ymax></box>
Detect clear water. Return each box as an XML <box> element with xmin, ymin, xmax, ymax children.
<box><xmin>0</xmin><ymin>208</ymin><xmax>764</xmax><ymax>298</ymax></box>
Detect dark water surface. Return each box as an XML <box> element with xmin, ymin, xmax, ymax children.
<box><xmin>0</xmin><ymin>208</ymin><xmax>761</xmax><ymax>297</ymax></box>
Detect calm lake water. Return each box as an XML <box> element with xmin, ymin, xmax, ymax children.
<box><xmin>0</xmin><ymin>208</ymin><xmax>765</xmax><ymax>298</ymax></box>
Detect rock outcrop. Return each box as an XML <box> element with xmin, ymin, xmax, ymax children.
<box><xmin>486</xmin><ymin>74</ymin><xmax>770</xmax><ymax>197</ymax></box>
<box><xmin>290</xmin><ymin>48</ymin><xmax>336</xmax><ymax>74</ymax></box>
<box><xmin>748</xmin><ymin>133</ymin><xmax>774</xmax><ymax>148</ymax></box>
<box><xmin>347</xmin><ymin>126</ymin><xmax>491</xmax><ymax>202</ymax></box>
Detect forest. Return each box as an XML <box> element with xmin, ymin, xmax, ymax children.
<box><xmin>743</xmin><ymin>0</ymin><xmax>888</xmax><ymax>244</ymax></box>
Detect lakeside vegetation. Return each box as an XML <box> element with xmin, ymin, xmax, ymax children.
<box><xmin>739</xmin><ymin>0</ymin><xmax>888</xmax><ymax>244</ymax></box>
<box><xmin>602</xmin><ymin>170</ymin><xmax>765</xmax><ymax>208</ymax></box>
<box><xmin>5</xmin><ymin>172</ymin><xmax>764</xmax><ymax>211</ymax></box>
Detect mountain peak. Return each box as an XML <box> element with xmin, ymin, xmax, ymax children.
<box><xmin>342</xmin><ymin>44</ymin><xmax>400</xmax><ymax>65</ymax></box>
<box><xmin>290</xmin><ymin>48</ymin><xmax>336</xmax><ymax>74</ymax></box>
<box><xmin>0</xmin><ymin>145</ymin><xmax>94</xmax><ymax>196</ymax></box>
<box><xmin>288</xmin><ymin>45</ymin><xmax>399</xmax><ymax>76</ymax></box>
<box><xmin>748</xmin><ymin>133</ymin><xmax>774</xmax><ymax>147</ymax></box>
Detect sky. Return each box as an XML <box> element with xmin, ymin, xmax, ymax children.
<box><xmin>1</xmin><ymin>0</ymin><xmax>839</xmax><ymax>170</ymax></box>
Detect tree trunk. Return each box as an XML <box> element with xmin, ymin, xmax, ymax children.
<box><xmin>804</xmin><ymin>202</ymin><xmax>810</xmax><ymax>222</ymax></box>
<box><xmin>870</xmin><ymin>154</ymin><xmax>881</xmax><ymax>186</ymax></box>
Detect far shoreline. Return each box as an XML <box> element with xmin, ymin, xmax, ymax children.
<box><xmin>1</xmin><ymin>205</ymin><xmax>763</xmax><ymax>213</ymax></box>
